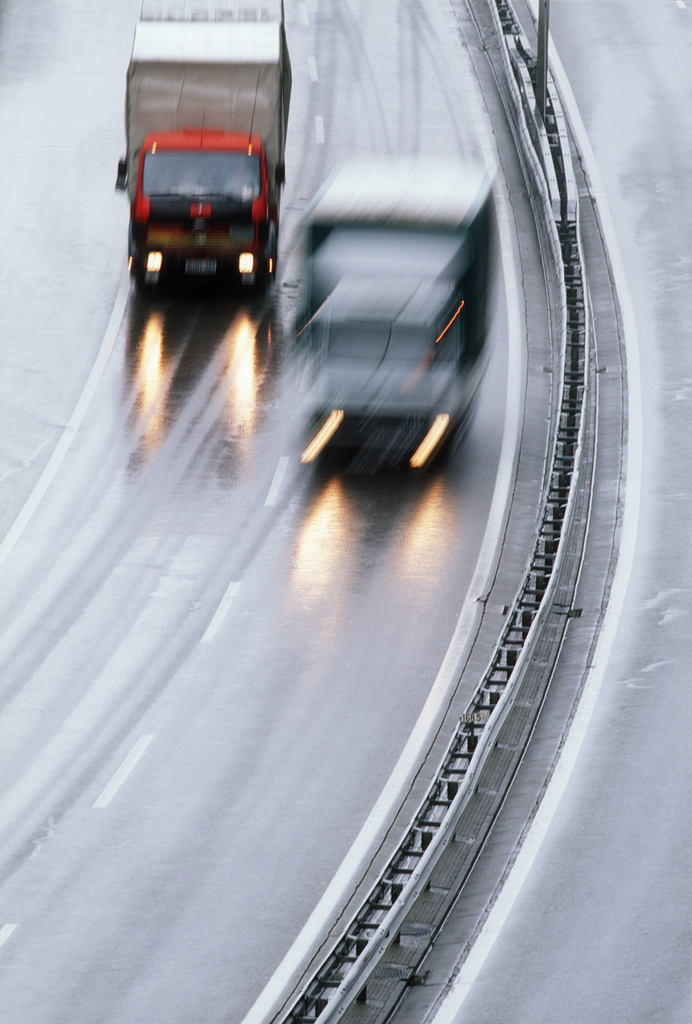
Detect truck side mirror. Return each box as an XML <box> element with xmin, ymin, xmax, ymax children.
<box><xmin>275</xmin><ymin>162</ymin><xmax>286</xmax><ymax>187</ymax></box>
<box><xmin>116</xmin><ymin>158</ymin><xmax>127</xmax><ymax>191</ymax></box>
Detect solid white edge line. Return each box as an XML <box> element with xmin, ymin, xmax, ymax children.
<box><xmin>93</xmin><ymin>734</ymin><xmax>154</xmax><ymax>809</ymax></box>
<box><xmin>200</xmin><ymin>580</ymin><xmax>241</xmax><ymax>644</ymax></box>
<box><xmin>428</xmin><ymin>18</ymin><xmax>643</xmax><ymax>1023</ymax></box>
<box><xmin>265</xmin><ymin>456</ymin><xmax>290</xmax><ymax>506</ymax></box>
<box><xmin>238</xmin><ymin>150</ymin><xmax>524</xmax><ymax>1024</ymax></box>
<box><xmin>0</xmin><ymin>266</ymin><xmax>131</xmax><ymax>569</ymax></box>
<box><xmin>0</xmin><ymin>923</ymin><xmax>18</xmax><ymax>949</ymax></box>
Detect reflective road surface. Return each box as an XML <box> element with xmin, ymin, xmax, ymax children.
<box><xmin>0</xmin><ymin>2</ymin><xmax>550</xmax><ymax>1023</ymax></box>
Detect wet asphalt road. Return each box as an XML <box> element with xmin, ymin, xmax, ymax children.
<box><xmin>0</xmin><ymin>2</ymin><xmax>548</xmax><ymax>1022</ymax></box>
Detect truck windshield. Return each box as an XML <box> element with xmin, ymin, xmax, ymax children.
<box><xmin>396</xmin><ymin>327</ymin><xmax>457</xmax><ymax>360</ymax></box>
<box><xmin>327</xmin><ymin>323</ymin><xmax>391</xmax><ymax>359</ymax></box>
<box><xmin>142</xmin><ymin>151</ymin><xmax>261</xmax><ymax>201</ymax></box>
<box><xmin>326</xmin><ymin>323</ymin><xmax>450</xmax><ymax>360</ymax></box>
<box><xmin>327</xmin><ymin>323</ymin><xmax>457</xmax><ymax>363</ymax></box>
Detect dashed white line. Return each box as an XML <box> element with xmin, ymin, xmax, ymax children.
<box><xmin>200</xmin><ymin>580</ymin><xmax>241</xmax><ymax>644</ymax></box>
<box><xmin>308</xmin><ymin>56</ymin><xmax>318</xmax><ymax>82</ymax></box>
<box><xmin>0</xmin><ymin>923</ymin><xmax>18</xmax><ymax>949</ymax></box>
<box><xmin>265</xmin><ymin>456</ymin><xmax>289</xmax><ymax>507</ymax></box>
<box><xmin>315</xmin><ymin>116</ymin><xmax>325</xmax><ymax>144</ymax></box>
<box><xmin>676</xmin><ymin>1</ymin><xmax>686</xmax><ymax>9</ymax></box>
<box><xmin>93</xmin><ymin>735</ymin><xmax>154</xmax><ymax>809</ymax></box>
<box><xmin>299</xmin><ymin>2</ymin><xmax>309</xmax><ymax>25</ymax></box>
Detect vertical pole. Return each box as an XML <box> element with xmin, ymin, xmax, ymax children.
<box><xmin>536</xmin><ymin>0</ymin><xmax>550</xmax><ymax>121</ymax></box>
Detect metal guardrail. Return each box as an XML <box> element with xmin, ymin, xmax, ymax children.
<box><xmin>508</xmin><ymin>37</ymin><xmax>561</xmax><ymax>220</ymax></box>
<box><xmin>269</xmin><ymin>3</ymin><xmax>592</xmax><ymax>1023</ymax></box>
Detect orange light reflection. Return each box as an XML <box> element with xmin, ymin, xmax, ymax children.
<box><xmin>134</xmin><ymin>311</ymin><xmax>168</xmax><ymax>456</ymax></box>
<box><xmin>398</xmin><ymin>477</ymin><xmax>456</xmax><ymax>585</ymax></box>
<box><xmin>290</xmin><ymin>478</ymin><xmax>351</xmax><ymax>619</ymax></box>
<box><xmin>223</xmin><ymin>314</ymin><xmax>261</xmax><ymax>439</ymax></box>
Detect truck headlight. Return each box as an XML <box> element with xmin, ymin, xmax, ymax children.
<box><xmin>146</xmin><ymin>251</ymin><xmax>163</xmax><ymax>273</ymax></box>
<box><xmin>239</xmin><ymin>252</ymin><xmax>254</xmax><ymax>274</ymax></box>
<box><xmin>301</xmin><ymin>410</ymin><xmax>344</xmax><ymax>463</ymax></box>
<box><xmin>410</xmin><ymin>414</ymin><xmax>450</xmax><ymax>468</ymax></box>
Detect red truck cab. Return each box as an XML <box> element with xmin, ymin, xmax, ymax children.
<box><xmin>128</xmin><ymin>129</ymin><xmax>280</xmax><ymax>286</ymax></box>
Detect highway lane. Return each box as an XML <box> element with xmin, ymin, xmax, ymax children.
<box><xmin>421</xmin><ymin>2</ymin><xmax>692</xmax><ymax>1022</ymax></box>
<box><xmin>0</xmin><ymin>2</ymin><xmax>552</xmax><ymax>1022</ymax></box>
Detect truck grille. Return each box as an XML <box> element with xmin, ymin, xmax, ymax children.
<box><xmin>146</xmin><ymin>223</ymin><xmax>254</xmax><ymax>251</ymax></box>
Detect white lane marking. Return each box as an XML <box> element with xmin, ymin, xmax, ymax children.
<box><xmin>93</xmin><ymin>735</ymin><xmax>154</xmax><ymax>809</ymax></box>
<box><xmin>315</xmin><ymin>115</ymin><xmax>325</xmax><ymax>144</ymax></box>
<box><xmin>676</xmin><ymin>1</ymin><xmax>686</xmax><ymax>9</ymax></box>
<box><xmin>239</xmin><ymin>137</ymin><xmax>524</xmax><ymax>1024</ymax></box>
<box><xmin>428</xmin><ymin>16</ymin><xmax>644</xmax><ymax>1020</ymax></box>
<box><xmin>299</xmin><ymin>2</ymin><xmax>309</xmax><ymax>25</ymax></box>
<box><xmin>0</xmin><ymin>923</ymin><xmax>18</xmax><ymax>949</ymax></box>
<box><xmin>0</xmin><ymin>266</ymin><xmax>131</xmax><ymax>569</ymax></box>
<box><xmin>308</xmin><ymin>55</ymin><xmax>318</xmax><ymax>82</ymax></box>
<box><xmin>265</xmin><ymin>456</ymin><xmax>289</xmax><ymax>507</ymax></box>
<box><xmin>200</xmin><ymin>580</ymin><xmax>241</xmax><ymax>644</ymax></box>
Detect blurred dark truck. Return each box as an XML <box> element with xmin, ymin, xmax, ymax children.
<box><xmin>117</xmin><ymin>0</ymin><xmax>291</xmax><ymax>287</ymax></box>
<box><xmin>299</xmin><ymin>158</ymin><xmax>495</xmax><ymax>471</ymax></box>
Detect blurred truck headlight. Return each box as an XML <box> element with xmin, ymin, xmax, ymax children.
<box><xmin>410</xmin><ymin>414</ymin><xmax>450</xmax><ymax>468</ymax></box>
<box><xmin>239</xmin><ymin>252</ymin><xmax>254</xmax><ymax>274</ymax></box>
<box><xmin>301</xmin><ymin>410</ymin><xmax>344</xmax><ymax>463</ymax></box>
<box><xmin>146</xmin><ymin>251</ymin><xmax>163</xmax><ymax>273</ymax></box>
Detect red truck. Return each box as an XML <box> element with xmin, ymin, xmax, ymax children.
<box><xmin>117</xmin><ymin>3</ymin><xmax>291</xmax><ymax>288</ymax></box>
